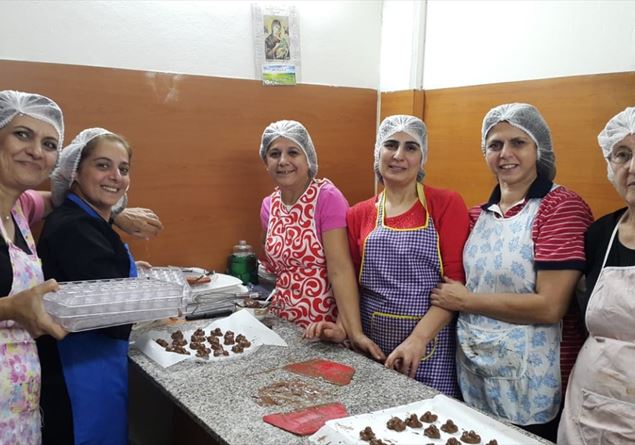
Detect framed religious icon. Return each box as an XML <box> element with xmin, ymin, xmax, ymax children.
<box><xmin>253</xmin><ymin>4</ymin><xmax>301</xmax><ymax>85</ymax></box>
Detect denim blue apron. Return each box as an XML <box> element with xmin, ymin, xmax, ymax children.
<box><xmin>457</xmin><ymin>192</ymin><xmax>561</xmax><ymax>425</ymax></box>
<box><xmin>56</xmin><ymin>193</ymin><xmax>137</xmax><ymax>444</ymax></box>
<box><xmin>359</xmin><ymin>183</ymin><xmax>458</xmax><ymax>397</ymax></box>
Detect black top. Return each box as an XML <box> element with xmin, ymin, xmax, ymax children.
<box><xmin>581</xmin><ymin>207</ymin><xmax>635</xmax><ymax>317</ymax></box>
<box><xmin>0</xmin><ymin>218</ymin><xmax>31</xmax><ymax>296</ymax></box>
<box><xmin>36</xmin><ymin>198</ymin><xmax>132</xmax><ymax>338</ymax></box>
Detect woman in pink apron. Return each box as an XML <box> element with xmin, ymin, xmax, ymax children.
<box><xmin>0</xmin><ymin>90</ymin><xmax>67</xmax><ymax>445</ymax></box>
<box><xmin>308</xmin><ymin>115</ymin><xmax>470</xmax><ymax>397</ymax></box>
<box><xmin>558</xmin><ymin>107</ymin><xmax>635</xmax><ymax>444</ymax></box>
<box><xmin>431</xmin><ymin>104</ymin><xmax>593</xmax><ymax>441</ymax></box>
<box><xmin>258</xmin><ymin>120</ymin><xmax>384</xmax><ymax>359</ymax></box>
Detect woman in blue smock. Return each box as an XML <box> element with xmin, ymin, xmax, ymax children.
<box><xmin>36</xmin><ymin>128</ymin><xmax>138</xmax><ymax>445</ymax></box>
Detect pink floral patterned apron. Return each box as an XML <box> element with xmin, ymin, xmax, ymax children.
<box><xmin>265</xmin><ymin>179</ymin><xmax>337</xmax><ymax>328</ymax></box>
<box><xmin>0</xmin><ymin>202</ymin><xmax>45</xmax><ymax>445</ymax></box>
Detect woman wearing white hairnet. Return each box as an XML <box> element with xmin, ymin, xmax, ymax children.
<box><xmin>558</xmin><ymin>107</ymin><xmax>635</xmax><ymax>444</ymax></box>
<box><xmin>431</xmin><ymin>103</ymin><xmax>593</xmax><ymax>440</ymax></box>
<box><xmin>310</xmin><ymin>115</ymin><xmax>470</xmax><ymax>397</ymax></box>
<box><xmin>0</xmin><ymin>90</ymin><xmax>67</xmax><ymax>443</ymax></box>
<box><xmin>36</xmin><ymin>128</ymin><xmax>141</xmax><ymax>444</ymax></box>
<box><xmin>259</xmin><ymin>120</ymin><xmax>384</xmax><ymax>358</ymax></box>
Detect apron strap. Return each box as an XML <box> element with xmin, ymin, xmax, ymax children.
<box><xmin>600</xmin><ymin>211</ymin><xmax>628</xmax><ymax>270</ymax></box>
<box><xmin>377</xmin><ymin>182</ymin><xmax>428</xmax><ymax>227</ymax></box>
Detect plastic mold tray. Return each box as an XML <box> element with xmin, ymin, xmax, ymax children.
<box><xmin>43</xmin><ymin>277</ymin><xmax>184</xmax><ymax>332</ymax></box>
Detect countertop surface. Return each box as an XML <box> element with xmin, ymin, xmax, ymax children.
<box><xmin>129</xmin><ymin>316</ymin><xmax>549</xmax><ymax>445</ymax></box>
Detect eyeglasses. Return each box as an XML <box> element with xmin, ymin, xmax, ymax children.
<box><xmin>607</xmin><ymin>148</ymin><xmax>634</xmax><ymax>166</ymax></box>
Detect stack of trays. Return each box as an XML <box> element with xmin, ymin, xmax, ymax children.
<box><xmin>137</xmin><ymin>267</ymin><xmax>190</xmax><ymax>302</ymax></box>
<box><xmin>43</xmin><ymin>276</ymin><xmax>187</xmax><ymax>332</ymax></box>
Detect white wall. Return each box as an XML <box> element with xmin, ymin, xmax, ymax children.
<box><xmin>3</xmin><ymin>1</ymin><xmax>633</xmax><ymax>92</ymax></box>
<box><xmin>423</xmin><ymin>0</ymin><xmax>635</xmax><ymax>90</ymax></box>
<box><xmin>379</xmin><ymin>0</ymin><xmax>426</xmax><ymax>92</ymax></box>
<box><xmin>0</xmin><ymin>1</ymin><xmax>382</xmax><ymax>89</ymax></box>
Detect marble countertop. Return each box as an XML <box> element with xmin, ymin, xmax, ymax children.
<box><xmin>129</xmin><ymin>317</ymin><xmax>550</xmax><ymax>445</ymax></box>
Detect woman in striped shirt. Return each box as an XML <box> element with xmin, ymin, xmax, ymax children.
<box><xmin>430</xmin><ymin>103</ymin><xmax>593</xmax><ymax>441</ymax></box>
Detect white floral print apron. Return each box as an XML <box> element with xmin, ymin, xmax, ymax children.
<box><xmin>265</xmin><ymin>179</ymin><xmax>337</xmax><ymax>328</ymax></box>
<box><xmin>558</xmin><ymin>212</ymin><xmax>635</xmax><ymax>444</ymax></box>
<box><xmin>0</xmin><ymin>203</ymin><xmax>45</xmax><ymax>445</ymax></box>
<box><xmin>457</xmin><ymin>194</ymin><xmax>561</xmax><ymax>425</ymax></box>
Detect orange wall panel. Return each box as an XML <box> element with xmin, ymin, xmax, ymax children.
<box><xmin>381</xmin><ymin>73</ymin><xmax>635</xmax><ymax>219</ymax></box>
<box><xmin>0</xmin><ymin>60</ymin><xmax>377</xmax><ymax>270</ymax></box>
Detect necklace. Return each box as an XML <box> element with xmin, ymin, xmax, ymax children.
<box><xmin>1</xmin><ymin>214</ymin><xmax>10</xmax><ymax>221</ymax></box>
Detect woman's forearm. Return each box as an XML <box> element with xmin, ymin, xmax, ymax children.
<box><xmin>411</xmin><ymin>306</ymin><xmax>454</xmax><ymax>344</ymax></box>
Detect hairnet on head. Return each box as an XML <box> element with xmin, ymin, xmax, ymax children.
<box><xmin>50</xmin><ymin>127</ymin><xmax>127</xmax><ymax>209</ymax></box>
<box><xmin>374</xmin><ymin>115</ymin><xmax>428</xmax><ymax>182</ymax></box>
<box><xmin>259</xmin><ymin>120</ymin><xmax>318</xmax><ymax>179</ymax></box>
<box><xmin>0</xmin><ymin>90</ymin><xmax>65</xmax><ymax>148</ymax></box>
<box><xmin>481</xmin><ymin>103</ymin><xmax>556</xmax><ymax>181</ymax></box>
<box><xmin>598</xmin><ymin>107</ymin><xmax>635</xmax><ymax>181</ymax></box>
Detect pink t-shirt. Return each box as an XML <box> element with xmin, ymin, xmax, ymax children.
<box><xmin>19</xmin><ymin>190</ymin><xmax>46</xmax><ymax>226</ymax></box>
<box><xmin>260</xmin><ymin>180</ymin><xmax>349</xmax><ymax>242</ymax></box>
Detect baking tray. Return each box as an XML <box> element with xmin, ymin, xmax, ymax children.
<box><xmin>309</xmin><ymin>394</ymin><xmax>543</xmax><ymax>445</ymax></box>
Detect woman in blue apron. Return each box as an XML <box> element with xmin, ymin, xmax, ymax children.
<box><xmin>37</xmin><ymin>128</ymin><xmax>139</xmax><ymax>445</ymax></box>
<box><xmin>431</xmin><ymin>104</ymin><xmax>593</xmax><ymax>441</ymax></box>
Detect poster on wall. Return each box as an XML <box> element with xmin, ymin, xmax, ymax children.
<box><xmin>252</xmin><ymin>3</ymin><xmax>300</xmax><ymax>86</ymax></box>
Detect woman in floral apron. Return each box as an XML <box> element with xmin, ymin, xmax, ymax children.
<box><xmin>558</xmin><ymin>107</ymin><xmax>635</xmax><ymax>444</ymax></box>
<box><xmin>308</xmin><ymin>115</ymin><xmax>470</xmax><ymax>397</ymax></box>
<box><xmin>0</xmin><ymin>90</ymin><xmax>67</xmax><ymax>445</ymax></box>
<box><xmin>259</xmin><ymin>120</ymin><xmax>384</xmax><ymax>359</ymax></box>
<box><xmin>431</xmin><ymin>104</ymin><xmax>593</xmax><ymax>441</ymax></box>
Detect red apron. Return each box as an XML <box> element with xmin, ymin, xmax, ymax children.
<box><xmin>265</xmin><ymin>179</ymin><xmax>337</xmax><ymax>328</ymax></box>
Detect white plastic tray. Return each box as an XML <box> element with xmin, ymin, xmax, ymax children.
<box><xmin>309</xmin><ymin>394</ymin><xmax>543</xmax><ymax>445</ymax></box>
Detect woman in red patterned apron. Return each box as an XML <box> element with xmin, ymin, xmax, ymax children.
<box><xmin>259</xmin><ymin>120</ymin><xmax>384</xmax><ymax>359</ymax></box>
<box><xmin>308</xmin><ymin>115</ymin><xmax>470</xmax><ymax>397</ymax></box>
<box><xmin>0</xmin><ymin>90</ymin><xmax>67</xmax><ymax>445</ymax></box>
<box><xmin>558</xmin><ymin>107</ymin><xmax>635</xmax><ymax>444</ymax></box>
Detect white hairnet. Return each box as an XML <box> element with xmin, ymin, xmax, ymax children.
<box><xmin>259</xmin><ymin>120</ymin><xmax>318</xmax><ymax>179</ymax></box>
<box><xmin>0</xmin><ymin>90</ymin><xmax>64</xmax><ymax>148</ymax></box>
<box><xmin>598</xmin><ymin>107</ymin><xmax>635</xmax><ymax>181</ymax></box>
<box><xmin>374</xmin><ymin>115</ymin><xmax>427</xmax><ymax>182</ymax></box>
<box><xmin>481</xmin><ymin>103</ymin><xmax>555</xmax><ymax>181</ymax></box>
<box><xmin>51</xmin><ymin>127</ymin><xmax>127</xmax><ymax>211</ymax></box>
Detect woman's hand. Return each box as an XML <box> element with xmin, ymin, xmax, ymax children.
<box><xmin>384</xmin><ymin>333</ymin><xmax>431</xmax><ymax>379</ymax></box>
<box><xmin>113</xmin><ymin>208</ymin><xmax>163</xmax><ymax>239</ymax></box>
<box><xmin>430</xmin><ymin>276</ymin><xmax>470</xmax><ymax>311</ymax></box>
<box><xmin>135</xmin><ymin>260</ymin><xmax>152</xmax><ymax>269</ymax></box>
<box><xmin>5</xmin><ymin>279</ymin><xmax>67</xmax><ymax>340</ymax></box>
<box><xmin>304</xmin><ymin>321</ymin><xmax>347</xmax><ymax>343</ymax></box>
<box><xmin>348</xmin><ymin>332</ymin><xmax>386</xmax><ymax>362</ymax></box>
